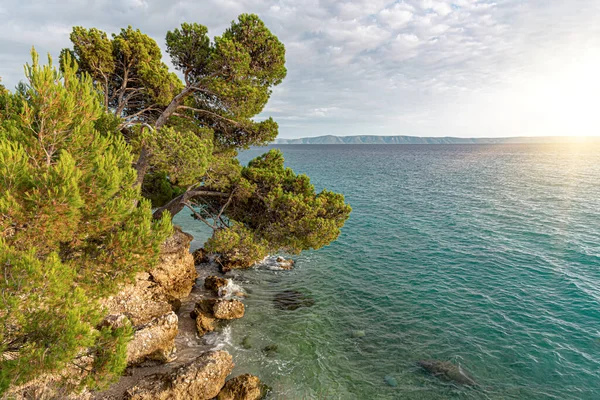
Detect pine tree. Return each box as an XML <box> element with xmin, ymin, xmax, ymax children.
<box><xmin>0</xmin><ymin>50</ymin><xmax>171</xmax><ymax>394</ymax></box>
<box><xmin>64</xmin><ymin>15</ymin><xmax>352</xmax><ymax>269</ymax></box>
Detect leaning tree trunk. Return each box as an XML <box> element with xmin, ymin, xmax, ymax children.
<box><xmin>152</xmin><ymin>189</ymin><xmax>229</xmax><ymax>220</ymax></box>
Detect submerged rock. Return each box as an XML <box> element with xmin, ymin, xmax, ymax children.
<box><xmin>204</xmin><ymin>275</ymin><xmax>229</xmax><ymax>295</ymax></box>
<box><xmin>352</xmin><ymin>330</ymin><xmax>366</xmax><ymax>338</ymax></box>
<box><xmin>273</xmin><ymin>290</ymin><xmax>315</xmax><ymax>311</ymax></box>
<box><xmin>262</xmin><ymin>344</ymin><xmax>279</xmax><ymax>357</ymax></box>
<box><xmin>125</xmin><ymin>351</ymin><xmax>234</xmax><ymax>400</ymax></box>
<box><xmin>217</xmin><ymin>374</ymin><xmax>264</xmax><ymax>400</ymax></box>
<box><xmin>241</xmin><ymin>336</ymin><xmax>253</xmax><ymax>349</ymax></box>
<box><xmin>384</xmin><ymin>375</ymin><xmax>398</xmax><ymax>387</ymax></box>
<box><xmin>417</xmin><ymin>360</ymin><xmax>477</xmax><ymax>386</ymax></box>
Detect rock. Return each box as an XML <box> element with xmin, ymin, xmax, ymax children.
<box><xmin>241</xmin><ymin>336</ymin><xmax>252</xmax><ymax>349</ymax></box>
<box><xmin>149</xmin><ymin>228</ymin><xmax>197</xmax><ymax>300</ymax></box>
<box><xmin>191</xmin><ymin>299</ymin><xmax>244</xmax><ymax>336</ymax></box>
<box><xmin>125</xmin><ymin>351</ymin><xmax>234</xmax><ymax>400</ymax></box>
<box><xmin>276</xmin><ymin>256</ymin><xmax>294</xmax><ymax>270</ymax></box>
<box><xmin>195</xmin><ymin>312</ymin><xmax>217</xmax><ymax>336</ymax></box>
<box><xmin>417</xmin><ymin>360</ymin><xmax>477</xmax><ymax>386</ymax></box>
<box><xmin>192</xmin><ymin>247</ymin><xmax>208</xmax><ymax>264</ymax></box>
<box><xmin>273</xmin><ymin>290</ymin><xmax>315</xmax><ymax>311</ymax></box>
<box><xmin>384</xmin><ymin>375</ymin><xmax>398</xmax><ymax>387</ymax></box>
<box><xmin>352</xmin><ymin>330</ymin><xmax>366</xmax><ymax>338</ymax></box>
<box><xmin>262</xmin><ymin>344</ymin><xmax>278</xmax><ymax>357</ymax></box>
<box><xmin>205</xmin><ymin>275</ymin><xmax>229</xmax><ymax>295</ymax></box>
<box><xmin>100</xmin><ymin>272</ymin><xmax>173</xmax><ymax>326</ymax></box>
<box><xmin>234</xmin><ymin>291</ymin><xmax>246</xmax><ymax>298</ymax></box>
<box><xmin>217</xmin><ymin>374</ymin><xmax>264</xmax><ymax>400</ymax></box>
<box><xmin>213</xmin><ymin>299</ymin><xmax>245</xmax><ymax>320</ymax></box>
<box><xmin>126</xmin><ymin>312</ymin><xmax>178</xmax><ymax>364</ymax></box>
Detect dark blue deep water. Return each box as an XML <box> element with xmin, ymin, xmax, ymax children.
<box><xmin>176</xmin><ymin>143</ymin><xmax>600</xmax><ymax>399</ymax></box>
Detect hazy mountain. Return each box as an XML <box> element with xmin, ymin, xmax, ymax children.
<box><xmin>274</xmin><ymin>135</ymin><xmax>594</xmax><ymax>145</ymax></box>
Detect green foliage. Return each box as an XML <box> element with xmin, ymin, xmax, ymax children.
<box><xmin>0</xmin><ymin>50</ymin><xmax>171</xmax><ymax>394</ymax></box>
<box><xmin>146</xmin><ymin>126</ymin><xmax>213</xmax><ymax>186</ymax></box>
<box><xmin>227</xmin><ymin>149</ymin><xmax>352</xmax><ymax>256</ymax></box>
<box><xmin>62</xmin><ymin>16</ymin><xmax>350</xmax><ymax>269</ymax></box>
<box><xmin>67</xmin><ymin>25</ymin><xmax>182</xmax><ymax>114</ymax></box>
<box><xmin>85</xmin><ymin>323</ymin><xmax>133</xmax><ymax>390</ymax></box>
<box><xmin>205</xmin><ymin>223</ymin><xmax>269</xmax><ymax>268</ymax></box>
<box><xmin>166</xmin><ymin>23</ymin><xmax>211</xmax><ymax>81</ymax></box>
<box><xmin>142</xmin><ymin>172</ymin><xmax>185</xmax><ymax>208</ymax></box>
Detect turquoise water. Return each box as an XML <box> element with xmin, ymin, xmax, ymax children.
<box><xmin>176</xmin><ymin>143</ymin><xmax>600</xmax><ymax>399</ymax></box>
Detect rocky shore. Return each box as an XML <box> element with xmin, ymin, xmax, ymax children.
<box><xmin>4</xmin><ymin>227</ymin><xmax>281</xmax><ymax>400</ymax></box>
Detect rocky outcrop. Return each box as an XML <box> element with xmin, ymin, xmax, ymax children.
<box><xmin>213</xmin><ymin>300</ymin><xmax>245</xmax><ymax>320</ymax></box>
<box><xmin>125</xmin><ymin>312</ymin><xmax>178</xmax><ymax>364</ymax></box>
<box><xmin>191</xmin><ymin>299</ymin><xmax>245</xmax><ymax>336</ymax></box>
<box><xmin>192</xmin><ymin>247</ymin><xmax>208</xmax><ymax>264</ymax></box>
<box><xmin>149</xmin><ymin>229</ymin><xmax>197</xmax><ymax>300</ymax></box>
<box><xmin>276</xmin><ymin>256</ymin><xmax>294</xmax><ymax>270</ymax></box>
<box><xmin>204</xmin><ymin>276</ymin><xmax>229</xmax><ymax>295</ymax></box>
<box><xmin>217</xmin><ymin>374</ymin><xmax>264</xmax><ymax>400</ymax></box>
<box><xmin>99</xmin><ymin>227</ymin><xmax>196</xmax><ymax>365</ymax></box>
<box><xmin>124</xmin><ymin>351</ymin><xmax>234</xmax><ymax>400</ymax></box>
<box><xmin>417</xmin><ymin>360</ymin><xmax>477</xmax><ymax>386</ymax></box>
<box><xmin>5</xmin><ymin>228</ymin><xmax>197</xmax><ymax>399</ymax></box>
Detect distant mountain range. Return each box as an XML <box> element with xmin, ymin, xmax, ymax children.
<box><xmin>274</xmin><ymin>135</ymin><xmax>596</xmax><ymax>145</ymax></box>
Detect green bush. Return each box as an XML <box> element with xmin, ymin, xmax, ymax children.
<box><xmin>0</xmin><ymin>50</ymin><xmax>171</xmax><ymax>394</ymax></box>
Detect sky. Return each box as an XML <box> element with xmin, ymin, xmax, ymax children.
<box><xmin>1</xmin><ymin>0</ymin><xmax>599</xmax><ymax>138</ymax></box>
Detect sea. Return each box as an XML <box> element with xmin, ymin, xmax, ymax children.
<box><xmin>174</xmin><ymin>143</ymin><xmax>600</xmax><ymax>399</ymax></box>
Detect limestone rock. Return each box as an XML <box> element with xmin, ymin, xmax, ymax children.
<box><xmin>213</xmin><ymin>299</ymin><xmax>245</xmax><ymax>320</ymax></box>
<box><xmin>191</xmin><ymin>299</ymin><xmax>245</xmax><ymax>336</ymax></box>
<box><xmin>126</xmin><ymin>312</ymin><xmax>178</xmax><ymax>364</ymax></box>
<box><xmin>100</xmin><ymin>272</ymin><xmax>172</xmax><ymax>326</ymax></box>
<box><xmin>276</xmin><ymin>256</ymin><xmax>294</xmax><ymax>270</ymax></box>
<box><xmin>149</xmin><ymin>228</ymin><xmax>197</xmax><ymax>300</ymax></box>
<box><xmin>125</xmin><ymin>351</ymin><xmax>234</xmax><ymax>400</ymax></box>
<box><xmin>204</xmin><ymin>275</ymin><xmax>229</xmax><ymax>295</ymax></box>
<box><xmin>194</xmin><ymin>311</ymin><xmax>217</xmax><ymax>336</ymax></box>
<box><xmin>217</xmin><ymin>374</ymin><xmax>263</xmax><ymax>400</ymax></box>
<box><xmin>192</xmin><ymin>247</ymin><xmax>208</xmax><ymax>264</ymax></box>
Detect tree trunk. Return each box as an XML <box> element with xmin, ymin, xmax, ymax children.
<box><xmin>153</xmin><ymin>189</ymin><xmax>229</xmax><ymax>220</ymax></box>
<box><xmin>155</xmin><ymin>85</ymin><xmax>193</xmax><ymax>128</ymax></box>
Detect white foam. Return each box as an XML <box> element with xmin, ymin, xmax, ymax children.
<box><xmin>219</xmin><ymin>278</ymin><xmax>245</xmax><ymax>299</ymax></box>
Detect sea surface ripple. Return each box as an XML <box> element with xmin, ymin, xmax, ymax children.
<box><xmin>176</xmin><ymin>143</ymin><xmax>600</xmax><ymax>399</ymax></box>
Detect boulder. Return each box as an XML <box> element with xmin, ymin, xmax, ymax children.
<box><xmin>125</xmin><ymin>351</ymin><xmax>234</xmax><ymax>400</ymax></box>
<box><xmin>276</xmin><ymin>256</ymin><xmax>294</xmax><ymax>270</ymax></box>
<box><xmin>100</xmin><ymin>272</ymin><xmax>172</xmax><ymax>326</ymax></box>
<box><xmin>191</xmin><ymin>299</ymin><xmax>245</xmax><ymax>336</ymax></box>
<box><xmin>192</xmin><ymin>247</ymin><xmax>208</xmax><ymax>264</ymax></box>
<box><xmin>262</xmin><ymin>344</ymin><xmax>278</xmax><ymax>357</ymax></box>
<box><xmin>126</xmin><ymin>312</ymin><xmax>178</xmax><ymax>364</ymax></box>
<box><xmin>417</xmin><ymin>360</ymin><xmax>477</xmax><ymax>386</ymax></box>
<box><xmin>213</xmin><ymin>299</ymin><xmax>245</xmax><ymax>320</ymax></box>
<box><xmin>205</xmin><ymin>275</ymin><xmax>229</xmax><ymax>295</ymax></box>
<box><xmin>217</xmin><ymin>374</ymin><xmax>263</xmax><ymax>400</ymax></box>
<box><xmin>149</xmin><ymin>228</ymin><xmax>197</xmax><ymax>300</ymax></box>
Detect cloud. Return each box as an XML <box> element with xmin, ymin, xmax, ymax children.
<box><xmin>1</xmin><ymin>0</ymin><xmax>599</xmax><ymax>137</ymax></box>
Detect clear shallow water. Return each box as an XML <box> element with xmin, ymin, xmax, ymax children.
<box><xmin>176</xmin><ymin>144</ymin><xmax>600</xmax><ymax>399</ymax></box>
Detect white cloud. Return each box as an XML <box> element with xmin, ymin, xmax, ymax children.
<box><xmin>1</xmin><ymin>0</ymin><xmax>599</xmax><ymax>137</ymax></box>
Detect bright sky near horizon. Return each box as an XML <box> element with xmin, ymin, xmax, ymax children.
<box><xmin>1</xmin><ymin>1</ymin><xmax>599</xmax><ymax>138</ymax></box>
